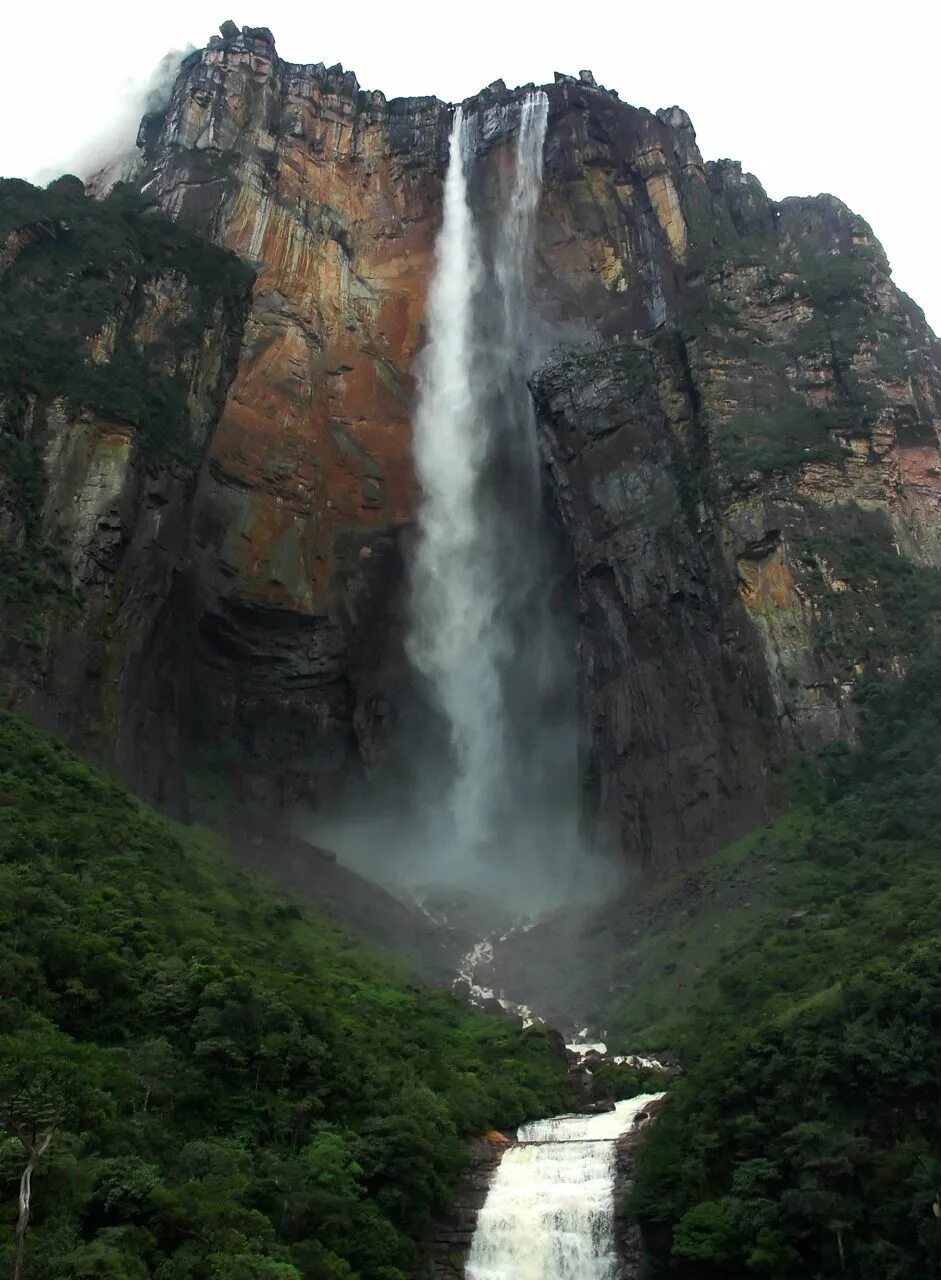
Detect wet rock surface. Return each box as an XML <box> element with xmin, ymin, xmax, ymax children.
<box><xmin>0</xmin><ymin>189</ymin><xmax>251</xmax><ymax>806</ymax></box>
<box><xmin>413</xmin><ymin>1132</ymin><xmax>511</xmax><ymax>1280</ymax></box>
<box><xmin>614</xmin><ymin>1096</ymin><xmax>667</xmax><ymax>1278</ymax></box>
<box><xmin>3</xmin><ymin>22</ymin><xmax>941</xmax><ymax>880</ymax></box>
<box><xmin>129</xmin><ymin>26</ymin><xmax>941</xmax><ymax>865</ymax></box>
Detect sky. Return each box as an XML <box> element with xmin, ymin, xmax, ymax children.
<box><xmin>2</xmin><ymin>1</ymin><xmax>938</xmax><ymax>330</ymax></box>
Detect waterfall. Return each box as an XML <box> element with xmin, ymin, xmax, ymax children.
<box><xmin>407</xmin><ymin>102</ymin><xmax>503</xmax><ymax>857</ymax></box>
<box><xmin>406</xmin><ymin>91</ymin><xmax>587</xmax><ymax>904</ymax></box>
<box><xmin>307</xmin><ymin>88</ymin><xmax>623</xmax><ymax>913</ymax></box>
<box><xmin>466</xmin><ymin>1096</ymin><xmax>663</xmax><ymax>1280</ymax></box>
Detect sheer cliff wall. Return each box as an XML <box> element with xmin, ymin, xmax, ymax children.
<box><xmin>3</xmin><ymin>24</ymin><xmax>939</xmax><ymax>869</ymax></box>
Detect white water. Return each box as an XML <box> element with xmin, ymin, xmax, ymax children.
<box><xmin>455</xmin><ymin>933</ymin><xmax>536</xmax><ymax>1026</ymax></box>
<box><xmin>408</xmin><ymin>94</ymin><xmax>553</xmax><ymax>870</ymax></box>
<box><xmin>408</xmin><ymin>103</ymin><xmax>497</xmax><ymax>853</ymax></box>
<box><xmin>406</xmin><ymin>92</ymin><xmax>596</xmax><ymax>902</ymax></box>
<box><xmin>314</xmin><ymin>90</ymin><xmax>623</xmax><ymax>910</ymax></box>
<box><xmin>467</xmin><ymin>1095</ymin><xmax>664</xmax><ymax>1280</ymax></box>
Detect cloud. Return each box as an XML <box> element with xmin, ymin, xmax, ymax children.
<box><xmin>33</xmin><ymin>48</ymin><xmax>191</xmax><ymax>188</ymax></box>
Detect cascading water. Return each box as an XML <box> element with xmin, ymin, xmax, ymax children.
<box><xmin>312</xmin><ymin>88</ymin><xmax>620</xmax><ymax>911</ymax></box>
<box><xmin>407</xmin><ymin>102</ymin><xmax>503</xmax><ymax>856</ymax></box>
<box><xmin>466</xmin><ymin>1096</ymin><xmax>664</xmax><ymax>1280</ymax></box>
<box><xmin>406</xmin><ymin>92</ymin><xmax>590</xmax><ymax>904</ymax></box>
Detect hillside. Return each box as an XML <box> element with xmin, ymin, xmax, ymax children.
<box><xmin>0</xmin><ymin>711</ymin><xmax>572</xmax><ymax>1279</ymax></box>
<box><xmin>629</xmin><ymin>644</ymin><xmax>941</xmax><ymax>1276</ymax></box>
<box><xmin>2</xmin><ymin>20</ymin><xmax>941</xmax><ymax>1280</ymax></box>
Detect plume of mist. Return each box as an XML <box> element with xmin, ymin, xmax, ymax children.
<box><xmin>303</xmin><ymin>96</ymin><xmax>626</xmax><ymax>918</ymax></box>
<box><xmin>32</xmin><ymin>49</ymin><xmax>190</xmax><ymax>190</ymax></box>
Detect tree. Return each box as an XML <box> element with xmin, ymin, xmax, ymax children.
<box><xmin>0</xmin><ymin>1024</ymin><xmax>111</xmax><ymax>1280</ymax></box>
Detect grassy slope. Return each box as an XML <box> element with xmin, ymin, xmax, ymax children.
<box><xmin>0</xmin><ymin>711</ymin><xmax>572</xmax><ymax>1280</ymax></box>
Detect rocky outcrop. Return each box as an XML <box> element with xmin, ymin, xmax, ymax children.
<box><xmin>533</xmin><ymin>340</ymin><xmax>781</xmax><ymax>867</ymax></box>
<box><xmin>0</xmin><ymin>177</ymin><xmax>251</xmax><ymax>805</ymax></box>
<box><xmin>121</xmin><ymin>26</ymin><xmax>941</xmax><ymax>865</ymax></box>
<box><xmin>5</xmin><ymin>25</ymin><xmax>940</xmax><ymax>875</ymax></box>
<box><xmin>531</xmin><ymin>172</ymin><xmax>941</xmax><ymax>865</ymax></box>
<box><xmin>413</xmin><ymin>1131</ymin><xmax>510</xmax><ymax>1280</ymax></box>
<box><xmin>128</xmin><ymin>26</ymin><xmax>450</xmax><ymax>813</ymax></box>
<box><xmin>615</xmin><ymin>1096</ymin><xmax>666</xmax><ymax>1278</ymax></box>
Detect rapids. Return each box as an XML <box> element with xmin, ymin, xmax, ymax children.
<box><xmin>466</xmin><ymin>1096</ymin><xmax>664</xmax><ymax>1280</ymax></box>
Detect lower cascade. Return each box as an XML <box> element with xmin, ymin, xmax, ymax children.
<box><xmin>466</xmin><ymin>1095</ymin><xmax>664</xmax><ymax>1280</ymax></box>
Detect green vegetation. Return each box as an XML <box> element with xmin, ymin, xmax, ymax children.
<box><xmin>0</xmin><ymin>176</ymin><xmax>252</xmax><ymax>644</ymax></box>
<box><xmin>0</xmin><ymin>712</ymin><xmax>573</xmax><ymax>1279</ymax></box>
<box><xmin>628</xmin><ymin>545</ymin><xmax>941</xmax><ymax>1275</ymax></box>
<box><xmin>0</xmin><ymin>433</ymin><xmax>77</xmax><ymax>649</ymax></box>
<box><xmin>795</xmin><ymin>249</ymin><xmax>874</xmax><ymax>311</ymax></box>
<box><xmin>586</xmin><ymin>1059</ymin><xmax>671</xmax><ymax>1104</ymax></box>
<box><xmin>713</xmin><ymin>403</ymin><xmax>846</xmax><ymax>486</ymax></box>
<box><xmin>810</xmin><ymin>528</ymin><xmax>941</xmax><ymax>666</ymax></box>
<box><xmin>677</xmin><ymin>284</ymin><xmax>855</xmax><ymax>490</ymax></box>
<box><xmin>0</xmin><ymin>176</ymin><xmax>252</xmax><ymax>471</ymax></box>
<box><xmin>555</xmin><ymin>338</ymin><xmax>657</xmax><ymax>403</ymax></box>
<box><xmin>679</xmin><ymin>292</ymin><xmax>747</xmax><ymax>347</ymax></box>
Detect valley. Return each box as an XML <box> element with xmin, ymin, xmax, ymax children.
<box><xmin>1</xmin><ymin>18</ymin><xmax>940</xmax><ymax>1279</ymax></box>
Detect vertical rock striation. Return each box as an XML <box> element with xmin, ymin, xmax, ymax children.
<box><xmin>130</xmin><ymin>26</ymin><xmax>452</xmax><ymax>812</ymax></box>
<box><xmin>528</xmin><ymin>94</ymin><xmax>941</xmax><ymax>864</ymax></box>
<box><xmin>4</xmin><ymin>26</ymin><xmax>940</xmax><ymax>873</ymax></box>
<box><xmin>0</xmin><ymin>178</ymin><xmax>251</xmax><ymax>806</ymax></box>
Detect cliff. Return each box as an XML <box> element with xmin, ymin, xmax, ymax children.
<box><xmin>3</xmin><ymin>23</ymin><xmax>940</xmax><ymax>871</ymax></box>
<box><xmin>531</xmin><ymin>161</ymin><xmax>941</xmax><ymax>865</ymax></box>
<box><xmin>0</xmin><ymin>175</ymin><xmax>252</xmax><ymax>805</ymax></box>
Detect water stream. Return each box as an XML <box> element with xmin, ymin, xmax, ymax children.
<box><xmin>406</xmin><ymin>92</ymin><xmax>586</xmax><ymax>904</ymax></box>
<box><xmin>466</xmin><ymin>1096</ymin><xmax>664</xmax><ymax>1280</ymax></box>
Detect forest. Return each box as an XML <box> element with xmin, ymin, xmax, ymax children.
<box><xmin>0</xmin><ymin>711</ymin><xmax>573</xmax><ymax>1279</ymax></box>
<box><xmin>631</xmin><ymin>557</ymin><xmax>941</xmax><ymax>1277</ymax></box>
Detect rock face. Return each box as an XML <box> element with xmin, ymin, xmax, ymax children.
<box><xmin>530</xmin><ymin>166</ymin><xmax>941</xmax><ymax>865</ymax></box>
<box><xmin>412</xmin><ymin>1132</ymin><xmax>510</xmax><ymax>1280</ymax></box>
<box><xmin>614</xmin><ymin>1097</ymin><xmax>667</xmax><ymax>1278</ymax></box>
<box><xmin>0</xmin><ymin>177</ymin><xmax>251</xmax><ymax>806</ymax></box>
<box><xmin>130</xmin><ymin>26</ymin><xmax>450</xmax><ymax>814</ymax></box>
<box><xmin>4</xmin><ymin>25</ymin><xmax>941</xmax><ymax>870</ymax></box>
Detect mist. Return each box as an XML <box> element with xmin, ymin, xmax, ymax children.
<box><xmin>303</xmin><ymin>97</ymin><xmax>624</xmax><ymax>919</ymax></box>
<box><xmin>32</xmin><ymin>49</ymin><xmax>189</xmax><ymax>188</ymax></box>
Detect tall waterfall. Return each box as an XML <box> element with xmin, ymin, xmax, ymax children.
<box><xmin>467</xmin><ymin>1096</ymin><xmax>663</xmax><ymax>1280</ymax></box>
<box><xmin>407</xmin><ymin>101</ymin><xmax>502</xmax><ymax>856</ymax></box>
<box><xmin>406</xmin><ymin>92</ymin><xmax>587</xmax><ymax>903</ymax></box>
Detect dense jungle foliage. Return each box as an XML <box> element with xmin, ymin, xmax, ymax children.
<box><xmin>0</xmin><ymin>712</ymin><xmax>573</xmax><ymax>1280</ymax></box>
<box><xmin>631</xmin><ymin>539</ymin><xmax>941</xmax><ymax>1278</ymax></box>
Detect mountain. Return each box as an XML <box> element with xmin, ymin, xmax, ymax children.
<box><xmin>2</xmin><ymin>19</ymin><xmax>941</xmax><ymax>1280</ymax></box>
<box><xmin>3</xmin><ymin>24</ymin><xmax>940</xmax><ymax>872</ymax></box>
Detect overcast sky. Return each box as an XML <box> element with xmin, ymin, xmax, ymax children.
<box><xmin>3</xmin><ymin>1</ymin><xmax>938</xmax><ymax>330</ymax></box>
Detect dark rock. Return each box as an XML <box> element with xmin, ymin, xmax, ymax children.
<box><xmin>523</xmin><ymin>1024</ymin><xmax>569</xmax><ymax>1062</ymax></box>
<box><xmin>241</xmin><ymin>25</ymin><xmax>275</xmax><ymax>44</ymax></box>
<box><xmin>4</xmin><ymin>22</ymin><xmax>940</xmax><ymax>906</ymax></box>
<box><xmin>532</xmin><ymin>339</ymin><xmax>782</xmax><ymax>872</ymax></box>
<box><xmin>579</xmin><ymin>1098</ymin><xmax>617</xmax><ymax>1114</ymax></box>
<box><xmin>45</xmin><ymin>174</ymin><xmax>85</xmax><ymax>199</ymax></box>
<box><xmin>414</xmin><ymin>1134</ymin><xmax>512</xmax><ymax>1279</ymax></box>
